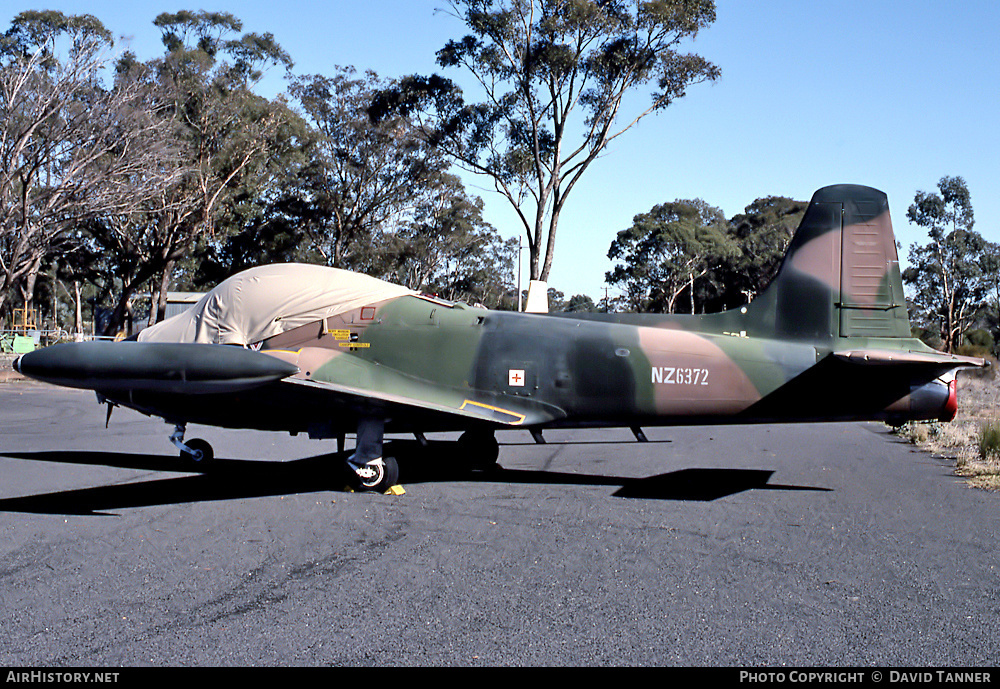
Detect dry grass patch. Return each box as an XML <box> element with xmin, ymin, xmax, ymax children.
<box><xmin>956</xmin><ymin>462</ymin><xmax>1000</xmax><ymax>491</ymax></box>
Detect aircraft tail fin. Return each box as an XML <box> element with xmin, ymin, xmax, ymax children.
<box><xmin>751</xmin><ymin>184</ymin><xmax>911</xmax><ymax>342</ymax></box>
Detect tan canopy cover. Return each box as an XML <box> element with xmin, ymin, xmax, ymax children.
<box><xmin>138</xmin><ymin>263</ymin><xmax>415</xmax><ymax>345</ymax></box>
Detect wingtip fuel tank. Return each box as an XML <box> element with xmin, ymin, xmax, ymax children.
<box><xmin>14</xmin><ymin>341</ymin><xmax>298</xmax><ymax>394</ymax></box>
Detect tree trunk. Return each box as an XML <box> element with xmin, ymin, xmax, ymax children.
<box><xmin>153</xmin><ymin>259</ymin><xmax>175</xmax><ymax>325</ymax></box>
<box><xmin>18</xmin><ymin>255</ymin><xmax>44</xmax><ymax>324</ymax></box>
<box><xmin>74</xmin><ymin>281</ymin><xmax>83</xmax><ymax>339</ymax></box>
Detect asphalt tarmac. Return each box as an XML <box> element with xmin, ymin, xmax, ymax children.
<box><xmin>1</xmin><ymin>383</ymin><xmax>998</xmax><ymax>667</ymax></box>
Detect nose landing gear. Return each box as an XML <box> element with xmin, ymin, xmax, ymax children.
<box><xmin>169</xmin><ymin>423</ymin><xmax>215</xmax><ymax>467</ymax></box>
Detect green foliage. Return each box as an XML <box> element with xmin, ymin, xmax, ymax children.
<box><xmin>606</xmin><ymin>198</ymin><xmax>736</xmax><ymax>313</ymax></box>
<box><xmin>386</xmin><ymin>174</ymin><xmax>517</xmax><ymax>308</ymax></box>
<box><xmin>283</xmin><ymin>67</ymin><xmax>453</xmax><ymax>269</ymax></box>
<box><xmin>2</xmin><ymin>10</ymin><xmax>112</xmax><ymax>58</ymax></box>
<box><xmin>602</xmin><ymin>194</ymin><xmax>806</xmax><ymax>314</ymax></box>
<box><xmin>562</xmin><ymin>294</ymin><xmax>597</xmax><ymax>313</ymax></box>
<box><xmin>154</xmin><ymin>11</ymin><xmax>242</xmax><ymax>56</ymax></box>
<box><xmin>978</xmin><ymin>421</ymin><xmax>1000</xmax><ymax>462</ymax></box>
<box><xmin>193</xmin><ymin>64</ymin><xmax>515</xmax><ymax>309</ymax></box>
<box><xmin>963</xmin><ymin>328</ymin><xmax>993</xmax><ymax>352</ymax></box>
<box><xmin>716</xmin><ymin>196</ymin><xmax>806</xmax><ymax>307</ymax></box>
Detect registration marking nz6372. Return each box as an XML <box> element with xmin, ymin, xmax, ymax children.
<box><xmin>651</xmin><ymin>366</ymin><xmax>710</xmax><ymax>386</ymax></box>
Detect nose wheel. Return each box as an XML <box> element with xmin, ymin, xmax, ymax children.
<box><xmin>170</xmin><ymin>423</ymin><xmax>215</xmax><ymax>467</ymax></box>
<box><xmin>180</xmin><ymin>437</ymin><xmax>215</xmax><ymax>465</ymax></box>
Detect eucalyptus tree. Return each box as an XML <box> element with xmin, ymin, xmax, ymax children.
<box><xmin>285</xmin><ymin>67</ymin><xmax>456</xmax><ymax>270</ymax></box>
<box><xmin>388</xmin><ymin>172</ymin><xmax>518</xmax><ymax>307</ymax></box>
<box><xmin>708</xmin><ymin>195</ymin><xmax>807</xmax><ymax>310</ymax></box>
<box><xmin>384</xmin><ymin>172</ymin><xmax>489</xmax><ymax>287</ymax></box>
<box><xmin>279</xmin><ymin>66</ymin><xmax>516</xmax><ymax>303</ymax></box>
<box><xmin>606</xmin><ymin>198</ymin><xmax>735</xmax><ymax>313</ymax></box>
<box><xmin>197</xmin><ymin>66</ymin><xmax>509</xmax><ymax>305</ymax></box>
<box><xmin>0</xmin><ymin>11</ymin><xmax>177</xmax><ymax>324</ymax></box>
<box><xmin>904</xmin><ymin>176</ymin><xmax>991</xmax><ymax>353</ymax></box>
<box><xmin>369</xmin><ymin>0</ymin><xmax>720</xmax><ymax>291</ymax></box>
<box><xmin>93</xmin><ymin>11</ymin><xmax>294</xmax><ymax>330</ymax></box>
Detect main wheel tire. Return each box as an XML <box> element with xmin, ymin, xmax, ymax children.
<box><xmin>180</xmin><ymin>438</ymin><xmax>214</xmax><ymax>467</ymax></box>
<box><xmin>458</xmin><ymin>431</ymin><xmax>500</xmax><ymax>471</ymax></box>
<box><xmin>356</xmin><ymin>456</ymin><xmax>399</xmax><ymax>493</ymax></box>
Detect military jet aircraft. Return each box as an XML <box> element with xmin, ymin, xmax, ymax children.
<box><xmin>14</xmin><ymin>184</ymin><xmax>986</xmax><ymax>492</ymax></box>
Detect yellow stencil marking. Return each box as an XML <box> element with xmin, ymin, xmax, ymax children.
<box><xmin>459</xmin><ymin>400</ymin><xmax>526</xmax><ymax>425</ymax></box>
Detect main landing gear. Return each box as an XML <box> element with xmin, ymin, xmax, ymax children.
<box><xmin>347</xmin><ymin>455</ymin><xmax>400</xmax><ymax>493</ymax></box>
<box><xmin>458</xmin><ymin>430</ymin><xmax>500</xmax><ymax>472</ymax></box>
<box><xmin>164</xmin><ymin>419</ymin><xmax>495</xmax><ymax>492</ymax></box>
<box><xmin>345</xmin><ymin>417</ymin><xmax>399</xmax><ymax>493</ymax></box>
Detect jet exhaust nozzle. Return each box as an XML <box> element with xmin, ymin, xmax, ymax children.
<box><xmin>906</xmin><ymin>378</ymin><xmax>956</xmax><ymax>423</ymax></box>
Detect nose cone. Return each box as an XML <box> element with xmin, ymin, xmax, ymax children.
<box><xmin>11</xmin><ymin>346</ymin><xmax>67</xmax><ymax>383</ymax></box>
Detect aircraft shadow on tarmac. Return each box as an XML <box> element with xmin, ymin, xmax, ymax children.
<box><xmin>0</xmin><ymin>440</ymin><xmax>830</xmax><ymax>516</ymax></box>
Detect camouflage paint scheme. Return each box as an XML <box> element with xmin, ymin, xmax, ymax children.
<box><xmin>14</xmin><ymin>185</ymin><xmax>985</xmax><ymax>471</ymax></box>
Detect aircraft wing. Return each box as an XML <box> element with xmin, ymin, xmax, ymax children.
<box><xmin>281</xmin><ymin>377</ymin><xmax>564</xmax><ymax>427</ymax></box>
<box><xmin>15</xmin><ymin>340</ymin><xmax>566</xmax><ymax>430</ymax></box>
<box><xmin>277</xmin><ymin>359</ymin><xmax>566</xmax><ymax>428</ymax></box>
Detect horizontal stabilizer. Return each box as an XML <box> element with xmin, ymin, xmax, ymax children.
<box><xmin>833</xmin><ymin>349</ymin><xmax>987</xmax><ymax>370</ymax></box>
<box><xmin>14</xmin><ymin>341</ymin><xmax>299</xmax><ymax>394</ymax></box>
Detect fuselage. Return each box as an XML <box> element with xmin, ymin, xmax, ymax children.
<box><xmin>296</xmin><ymin>294</ymin><xmax>954</xmax><ymax>430</ymax></box>
<box><xmin>29</xmin><ymin>291</ymin><xmax>953</xmax><ymax>437</ymax></box>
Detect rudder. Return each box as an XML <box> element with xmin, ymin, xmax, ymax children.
<box><xmin>763</xmin><ymin>184</ymin><xmax>910</xmax><ymax>342</ymax></box>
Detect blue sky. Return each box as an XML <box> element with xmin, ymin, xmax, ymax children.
<box><xmin>6</xmin><ymin>1</ymin><xmax>999</xmax><ymax>301</ymax></box>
